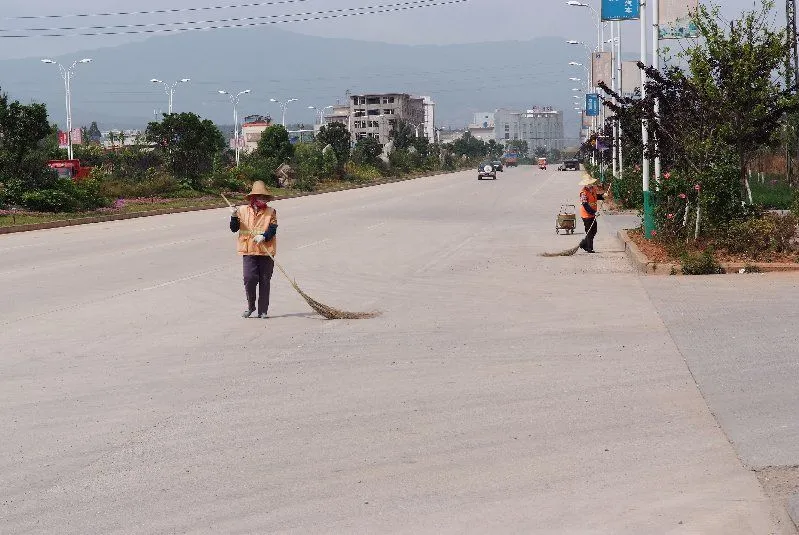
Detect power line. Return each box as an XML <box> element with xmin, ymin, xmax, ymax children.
<box><xmin>0</xmin><ymin>0</ymin><xmax>468</xmax><ymax>38</ymax></box>
<box><xmin>3</xmin><ymin>0</ymin><xmax>445</xmax><ymax>33</ymax></box>
<box><xmin>3</xmin><ymin>0</ymin><xmax>314</xmax><ymax>20</ymax></box>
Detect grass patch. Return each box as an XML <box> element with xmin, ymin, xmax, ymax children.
<box><xmin>750</xmin><ymin>175</ymin><xmax>795</xmax><ymax>209</ymax></box>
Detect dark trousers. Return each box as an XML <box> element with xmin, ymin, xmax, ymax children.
<box><xmin>580</xmin><ymin>217</ymin><xmax>597</xmax><ymax>252</ymax></box>
<box><xmin>243</xmin><ymin>255</ymin><xmax>274</xmax><ymax>314</ymax></box>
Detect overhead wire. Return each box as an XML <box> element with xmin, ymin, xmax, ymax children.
<box><xmin>3</xmin><ymin>0</ymin><xmax>314</xmax><ymax>20</ymax></box>
<box><xmin>0</xmin><ymin>0</ymin><xmax>469</xmax><ymax>38</ymax></box>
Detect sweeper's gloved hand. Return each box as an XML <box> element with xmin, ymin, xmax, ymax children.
<box><xmin>230</xmin><ymin>206</ymin><xmax>239</xmax><ymax>217</ymax></box>
<box><xmin>253</xmin><ymin>234</ymin><xmax>266</xmax><ymax>244</ymax></box>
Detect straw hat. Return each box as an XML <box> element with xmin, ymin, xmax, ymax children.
<box><xmin>246</xmin><ymin>180</ymin><xmax>274</xmax><ymax>200</ymax></box>
<box><xmin>579</xmin><ymin>176</ymin><xmax>598</xmax><ymax>186</ymax></box>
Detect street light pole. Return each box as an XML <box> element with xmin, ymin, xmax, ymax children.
<box><xmin>652</xmin><ymin>0</ymin><xmax>662</xmax><ymax>185</ymax></box>
<box><xmin>615</xmin><ymin>20</ymin><xmax>624</xmax><ymax>185</ymax></box>
<box><xmin>308</xmin><ymin>105</ymin><xmax>333</xmax><ymax>127</ymax></box>
<box><xmin>640</xmin><ymin>0</ymin><xmax>655</xmax><ymax>238</ymax></box>
<box><xmin>151</xmin><ymin>78</ymin><xmax>191</xmax><ymax>114</ymax></box>
<box><xmin>271</xmin><ymin>98</ymin><xmax>298</xmax><ymax>127</ymax></box>
<box><xmin>41</xmin><ymin>57</ymin><xmax>92</xmax><ymax>160</ymax></box>
<box><xmin>219</xmin><ymin>89</ymin><xmax>251</xmax><ymax>167</ymax></box>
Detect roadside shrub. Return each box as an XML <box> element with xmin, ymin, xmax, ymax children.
<box><xmin>21</xmin><ymin>178</ymin><xmax>107</xmax><ymax>212</ymax></box>
<box><xmin>681</xmin><ymin>249</ymin><xmax>725</xmax><ymax>275</ymax></box>
<box><xmin>343</xmin><ymin>162</ymin><xmax>383</xmax><ymax>183</ymax></box>
<box><xmin>294</xmin><ymin>143</ymin><xmax>323</xmax><ymax>191</ymax></box>
<box><xmin>719</xmin><ymin>213</ymin><xmax>798</xmax><ymax>259</ymax></box>
<box><xmin>98</xmin><ymin>170</ymin><xmax>182</xmax><ymax>199</ymax></box>
<box><xmin>209</xmin><ymin>167</ymin><xmax>248</xmax><ymax>193</ymax></box>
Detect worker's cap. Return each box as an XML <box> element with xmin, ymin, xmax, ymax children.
<box><xmin>578</xmin><ymin>177</ymin><xmax>598</xmax><ymax>186</ymax></box>
<box><xmin>246</xmin><ymin>180</ymin><xmax>274</xmax><ymax>200</ymax></box>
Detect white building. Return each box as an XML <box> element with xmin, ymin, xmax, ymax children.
<box><xmin>495</xmin><ymin>107</ymin><xmax>565</xmax><ymax>153</ymax></box>
<box><xmin>472</xmin><ymin>112</ymin><xmax>495</xmax><ymax>129</ymax></box>
<box><xmin>419</xmin><ymin>96</ymin><xmax>436</xmax><ymax>140</ymax></box>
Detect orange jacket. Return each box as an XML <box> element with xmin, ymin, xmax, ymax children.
<box><xmin>579</xmin><ymin>187</ymin><xmax>599</xmax><ymax>219</ymax></box>
<box><xmin>236</xmin><ymin>205</ymin><xmax>278</xmax><ymax>256</ymax></box>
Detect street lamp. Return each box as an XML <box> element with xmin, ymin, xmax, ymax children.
<box><xmin>150</xmin><ymin>78</ymin><xmax>190</xmax><ymax>114</ymax></box>
<box><xmin>308</xmin><ymin>105</ymin><xmax>333</xmax><ymax>126</ymax></box>
<box><xmin>566</xmin><ymin>1</ymin><xmax>604</xmax><ymax>51</ymax></box>
<box><xmin>219</xmin><ymin>89</ymin><xmax>251</xmax><ymax>167</ymax></box>
<box><xmin>41</xmin><ymin>57</ymin><xmax>92</xmax><ymax>160</ymax></box>
<box><xmin>270</xmin><ymin>98</ymin><xmax>298</xmax><ymax>127</ymax></box>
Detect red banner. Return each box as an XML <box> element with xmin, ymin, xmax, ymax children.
<box><xmin>58</xmin><ymin>131</ymin><xmax>69</xmax><ymax>148</ymax></box>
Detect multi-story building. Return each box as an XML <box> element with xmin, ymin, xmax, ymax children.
<box><xmin>473</xmin><ymin>112</ymin><xmax>495</xmax><ymax>129</ymax></box>
<box><xmin>349</xmin><ymin>93</ymin><xmax>426</xmax><ymax>145</ymax></box>
<box><xmin>419</xmin><ymin>96</ymin><xmax>436</xmax><ymax>140</ymax></box>
<box><xmin>240</xmin><ymin>114</ymin><xmax>273</xmax><ymax>153</ymax></box>
<box><xmin>320</xmin><ymin>103</ymin><xmax>351</xmax><ymax>133</ymax></box>
<box><xmin>495</xmin><ymin>107</ymin><xmax>565</xmax><ymax>154</ymax></box>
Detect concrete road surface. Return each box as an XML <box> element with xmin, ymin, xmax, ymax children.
<box><xmin>0</xmin><ymin>167</ymin><xmax>793</xmax><ymax>533</ymax></box>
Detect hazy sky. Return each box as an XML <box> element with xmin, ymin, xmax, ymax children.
<box><xmin>0</xmin><ymin>0</ymin><xmax>767</xmax><ymax>60</ymax></box>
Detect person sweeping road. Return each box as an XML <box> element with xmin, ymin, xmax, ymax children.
<box><xmin>578</xmin><ymin>176</ymin><xmax>606</xmax><ymax>254</ymax></box>
<box><xmin>229</xmin><ymin>181</ymin><xmax>279</xmax><ymax>319</ymax></box>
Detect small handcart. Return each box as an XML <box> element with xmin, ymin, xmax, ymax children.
<box><xmin>556</xmin><ymin>204</ymin><xmax>576</xmax><ymax>235</ymax></box>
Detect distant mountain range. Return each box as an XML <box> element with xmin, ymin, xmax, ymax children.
<box><xmin>1</xmin><ymin>26</ymin><xmax>586</xmax><ymax>141</ymax></box>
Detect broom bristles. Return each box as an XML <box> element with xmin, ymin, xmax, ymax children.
<box><xmin>271</xmin><ymin>254</ymin><xmax>379</xmax><ymax>320</ymax></box>
<box><xmin>540</xmin><ymin>245</ymin><xmax>580</xmax><ymax>257</ymax></box>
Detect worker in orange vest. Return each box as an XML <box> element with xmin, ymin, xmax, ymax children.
<box><xmin>229</xmin><ymin>181</ymin><xmax>279</xmax><ymax>318</ymax></box>
<box><xmin>578</xmin><ymin>176</ymin><xmax>605</xmax><ymax>253</ymax></box>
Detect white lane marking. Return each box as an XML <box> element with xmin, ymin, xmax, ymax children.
<box><xmin>367</xmin><ymin>222</ymin><xmax>386</xmax><ymax>230</ymax></box>
<box><xmin>295</xmin><ymin>238</ymin><xmax>331</xmax><ymax>250</ymax></box>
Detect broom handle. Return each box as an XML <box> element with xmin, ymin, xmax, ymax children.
<box><xmin>221</xmin><ymin>193</ymin><xmax>297</xmax><ymax>286</ymax></box>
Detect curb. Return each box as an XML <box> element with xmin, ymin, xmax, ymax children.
<box><xmin>0</xmin><ymin>168</ymin><xmax>464</xmax><ymax>236</ymax></box>
<box><xmin>617</xmin><ymin>230</ymin><xmax>799</xmax><ymax>275</ymax></box>
<box><xmin>788</xmin><ymin>494</ymin><xmax>799</xmax><ymax>530</ymax></box>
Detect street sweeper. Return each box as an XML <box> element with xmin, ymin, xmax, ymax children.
<box><xmin>578</xmin><ymin>176</ymin><xmax>605</xmax><ymax>254</ymax></box>
<box><xmin>229</xmin><ymin>181</ymin><xmax>279</xmax><ymax>319</ymax></box>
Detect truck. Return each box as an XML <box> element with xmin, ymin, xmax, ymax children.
<box><xmin>502</xmin><ymin>153</ymin><xmax>519</xmax><ymax>167</ymax></box>
<box><xmin>47</xmin><ymin>159</ymin><xmax>93</xmax><ymax>180</ymax></box>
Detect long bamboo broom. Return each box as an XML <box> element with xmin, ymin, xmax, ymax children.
<box><xmin>222</xmin><ymin>194</ymin><xmax>379</xmax><ymax>320</ymax></box>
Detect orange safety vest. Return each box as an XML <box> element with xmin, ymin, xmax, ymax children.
<box><xmin>236</xmin><ymin>205</ymin><xmax>277</xmax><ymax>256</ymax></box>
<box><xmin>579</xmin><ymin>186</ymin><xmax>598</xmax><ymax>219</ymax></box>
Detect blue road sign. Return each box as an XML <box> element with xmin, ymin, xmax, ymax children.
<box><xmin>602</xmin><ymin>0</ymin><xmax>640</xmax><ymax>21</ymax></box>
<box><xmin>586</xmin><ymin>94</ymin><xmax>601</xmax><ymax>117</ymax></box>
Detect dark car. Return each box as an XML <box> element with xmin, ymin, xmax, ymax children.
<box><xmin>558</xmin><ymin>159</ymin><xmax>581</xmax><ymax>171</ymax></box>
<box><xmin>478</xmin><ymin>162</ymin><xmax>497</xmax><ymax>180</ymax></box>
<box><xmin>492</xmin><ymin>160</ymin><xmax>504</xmax><ymax>172</ymax></box>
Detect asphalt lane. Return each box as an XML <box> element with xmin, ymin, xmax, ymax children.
<box><xmin>0</xmin><ymin>166</ymin><xmax>788</xmax><ymax>533</ymax></box>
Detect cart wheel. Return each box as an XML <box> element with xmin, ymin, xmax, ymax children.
<box><xmin>555</xmin><ymin>228</ymin><xmax>559</xmax><ymax>235</ymax></box>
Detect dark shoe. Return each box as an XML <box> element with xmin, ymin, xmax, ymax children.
<box><xmin>258</xmin><ymin>312</ymin><xmax>268</xmax><ymax>319</ymax></box>
<box><xmin>586</xmin><ymin>250</ymin><xmax>597</xmax><ymax>253</ymax></box>
<box><xmin>242</xmin><ymin>309</ymin><xmax>255</xmax><ymax>318</ymax></box>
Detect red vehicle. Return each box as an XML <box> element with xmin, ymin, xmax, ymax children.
<box><xmin>47</xmin><ymin>159</ymin><xmax>93</xmax><ymax>179</ymax></box>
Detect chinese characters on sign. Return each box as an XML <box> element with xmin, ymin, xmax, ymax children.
<box><xmin>601</xmin><ymin>0</ymin><xmax>640</xmax><ymax>21</ymax></box>
<box><xmin>586</xmin><ymin>94</ymin><xmax>601</xmax><ymax>117</ymax></box>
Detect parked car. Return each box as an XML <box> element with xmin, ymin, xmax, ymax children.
<box><xmin>478</xmin><ymin>162</ymin><xmax>497</xmax><ymax>180</ymax></box>
<box><xmin>492</xmin><ymin>160</ymin><xmax>504</xmax><ymax>172</ymax></box>
<box><xmin>558</xmin><ymin>159</ymin><xmax>581</xmax><ymax>171</ymax></box>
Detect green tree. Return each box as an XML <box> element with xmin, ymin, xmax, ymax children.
<box><xmin>293</xmin><ymin>142</ymin><xmax>323</xmax><ymax>190</ymax></box>
<box><xmin>322</xmin><ymin>145</ymin><xmax>339</xmax><ymax>177</ymax></box>
<box><xmin>486</xmin><ymin>139</ymin><xmax>504</xmax><ymax>160</ymax></box>
<box><xmin>315</xmin><ymin>122</ymin><xmax>351</xmax><ymax>165</ymax></box>
<box><xmin>534</xmin><ymin>146</ymin><xmax>548</xmax><ymax>158</ymax></box>
<box><xmin>0</xmin><ymin>90</ymin><xmax>58</xmax><ymax>203</ymax></box>
<box><xmin>255</xmin><ymin>124</ymin><xmax>294</xmax><ymax>163</ymax></box>
<box><xmin>146</xmin><ymin>112</ymin><xmax>224</xmax><ymax>188</ymax></box>
<box><xmin>352</xmin><ymin>137</ymin><xmax>383</xmax><ymax>166</ymax></box>
<box><xmin>390</xmin><ymin>120</ymin><xmax>416</xmax><ymax>151</ymax></box>
<box><xmin>449</xmin><ymin>132</ymin><xmax>488</xmax><ymax>159</ymax></box>
<box><xmin>87</xmin><ymin>121</ymin><xmax>102</xmax><ymax>143</ymax></box>
<box><xmin>505</xmin><ymin>139</ymin><xmax>529</xmax><ymax>156</ymax></box>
